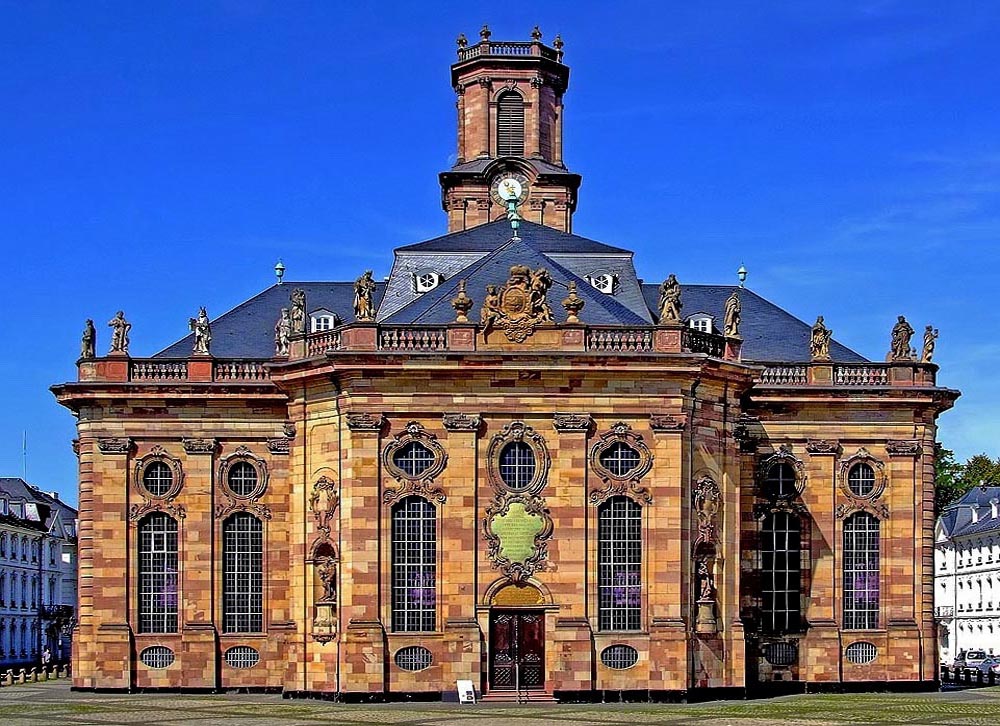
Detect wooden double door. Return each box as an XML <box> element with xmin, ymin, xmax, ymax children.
<box><xmin>489</xmin><ymin>609</ymin><xmax>545</xmax><ymax>691</ymax></box>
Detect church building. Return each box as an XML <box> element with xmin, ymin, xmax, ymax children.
<box><xmin>53</xmin><ymin>28</ymin><xmax>958</xmax><ymax>700</ymax></box>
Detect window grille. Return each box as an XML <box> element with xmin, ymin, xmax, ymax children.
<box><xmin>600</xmin><ymin>644</ymin><xmax>639</xmax><ymax>669</ymax></box>
<box><xmin>764</xmin><ymin>462</ymin><xmax>797</xmax><ymax>498</ymax></box>
<box><xmin>845</xmin><ymin>641</ymin><xmax>877</xmax><ymax>664</ymax></box>
<box><xmin>598</xmin><ymin>496</ymin><xmax>642</xmax><ymax>631</ymax></box>
<box><xmin>223</xmin><ymin>513</ymin><xmax>264</xmax><ymax>633</ymax></box>
<box><xmin>395</xmin><ymin>645</ymin><xmax>433</xmax><ymax>671</ymax></box>
<box><xmin>760</xmin><ymin>512</ymin><xmax>801</xmax><ymax>633</ymax></box>
<box><xmin>224</xmin><ymin>646</ymin><xmax>260</xmax><ymax>669</ymax></box>
<box><xmin>599</xmin><ymin>442</ymin><xmax>642</xmax><ymax>478</ymax></box>
<box><xmin>142</xmin><ymin>461</ymin><xmax>173</xmax><ymax>497</ymax></box>
<box><xmin>139</xmin><ymin>646</ymin><xmax>175</xmax><ymax>669</ymax></box>
<box><xmin>843</xmin><ymin>512</ymin><xmax>880</xmax><ymax>629</ymax></box>
<box><xmin>496</xmin><ymin>92</ymin><xmax>525</xmax><ymax>157</ymax></box>
<box><xmin>393</xmin><ymin>442</ymin><xmax>437</xmax><ymax>479</ymax></box>
<box><xmin>138</xmin><ymin>513</ymin><xmax>178</xmax><ymax>633</ymax></box>
<box><xmin>391</xmin><ymin>497</ymin><xmax>436</xmax><ymax>632</ymax></box>
<box><xmin>847</xmin><ymin>463</ymin><xmax>876</xmax><ymax>497</ymax></box>
<box><xmin>498</xmin><ymin>442</ymin><xmax>536</xmax><ymax>491</ymax></box>
<box><xmin>762</xmin><ymin>641</ymin><xmax>797</xmax><ymax>666</ymax></box>
<box><xmin>227</xmin><ymin>461</ymin><xmax>259</xmax><ymax>497</ymax></box>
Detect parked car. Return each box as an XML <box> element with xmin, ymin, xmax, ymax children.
<box><xmin>976</xmin><ymin>657</ymin><xmax>1000</xmax><ymax>676</ymax></box>
<box><xmin>954</xmin><ymin>650</ymin><xmax>989</xmax><ymax>670</ymax></box>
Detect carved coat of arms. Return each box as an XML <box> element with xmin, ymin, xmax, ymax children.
<box><xmin>481</xmin><ymin>265</ymin><xmax>554</xmax><ymax>342</ymax></box>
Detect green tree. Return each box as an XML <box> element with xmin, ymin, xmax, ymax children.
<box><xmin>935</xmin><ymin>443</ymin><xmax>966</xmax><ymax>514</ymax></box>
<box><xmin>962</xmin><ymin>453</ymin><xmax>1000</xmax><ymax>490</ymax></box>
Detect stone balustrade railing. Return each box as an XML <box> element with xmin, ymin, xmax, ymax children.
<box><xmin>0</xmin><ymin>664</ymin><xmax>71</xmax><ymax>686</ymax></box>
<box><xmin>306</xmin><ymin>330</ymin><xmax>342</xmax><ymax>356</ymax></box>
<box><xmin>379</xmin><ymin>327</ymin><xmax>449</xmax><ymax>351</ymax></box>
<box><xmin>81</xmin><ymin>358</ymin><xmax>274</xmax><ymax>384</ymax></box>
<box><xmin>457</xmin><ymin>40</ymin><xmax>560</xmax><ymax>62</ymax></box>
<box><xmin>757</xmin><ymin>361</ymin><xmax>935</xmax><ymax>387</ymax></box>
<box><xmin>586</xmin><ymin>327</ymin><xmax>654</xmax><ymax>352</ymax></box>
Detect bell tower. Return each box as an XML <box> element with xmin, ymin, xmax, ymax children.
<box><xmin>440</xmin><ymin>26</ymin><xmax>582</xmax><ymax>233</ymax></box>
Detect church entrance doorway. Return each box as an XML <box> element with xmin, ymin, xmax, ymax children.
<box><xmin>488</xmin><ymin>609</ymin><xmax>545</xmax><ymax>691</ymax></box>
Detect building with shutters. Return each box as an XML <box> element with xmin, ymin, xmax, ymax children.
<box><xmin>52</xmin><ymin>29</ymin><xmax>958</xmax><ymax>699</ymax></box>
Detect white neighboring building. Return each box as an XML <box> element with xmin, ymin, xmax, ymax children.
<box><xmin>935</xmin><ymin>486</ymin><xmax>1000</xmax><ymax>665</ymax></box>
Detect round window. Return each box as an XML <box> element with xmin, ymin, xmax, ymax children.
<box><xmin>599</xmin><ymin>442</ymin><xmax>642</xmax><ymax>479</ymax></box>
<box><xmin>142</xmin><ymin>461</ymin><xmax>173</xmax><ymax>497</ymax></box>
<box><xmin>498</xmin><ymin>442</ymin><xmax>536</xmax><ymax>491</ymax></box>
<box><xmin>393</xmin><ymin>442</ymin><xmax>437</xmax><ymax>479</ymax></box>
<box><xmin>227</xmin><ymin>461</ymin><xmax>259</xmax><ymax>497</ymax></box>
<box><xmin>600</xmin><ymin>644</ymin><xmax>639</xmax><ymax>670</ymax></box>
<box><xmin>139</xmin><ymin>646</ymin><xmax>175</xmax><ymax>669</ymax></box>
<box><xmin>847</xmin><ymin>463</ymin><xmax>876</xmax><ymax>497</ymax></box>
<box><xmin>224</xmin><ymin>646</ymin><xmax>260</xmax><ymax>669</ymax></box>
<box><xmin>845</xmin><ymin>641</ymin><xmax>877</xmax><ymax>665</ymax></box>
<box><xmin>395</xmin><ymin>645</ymin><xmax>433</xmax><ymax>672</ymax></box>
<box><xmin>762</xmin><ymin>642</ymin><xmax>797</xmax><ymax>666</ymax></box>
<box><xmin>764</xmin><ymin>462</ymin><xmax>797</xmax><ymax>499</ymax></box>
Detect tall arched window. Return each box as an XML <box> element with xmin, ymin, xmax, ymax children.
<box><xmin>496</xmin><ymin>91</ymin><xmax>525</xmax><ymax>157</ymax></box>
<box><xmin>138</xmin><ymin>513</ymin><xmax>178</xmax><ymax>633</ymax></box>
<box><xmin>0</xmin><ymin>620</ymin><xmax>6</xmax><ymax>657</ymax></box>
<box><xmin>20</xmin><ymin>573</ymin><xmax>26</xmax><ymax>608</ymax></box>
<box><xmin>222</xmin><ymin>513</ymin><xmax>264</xmax><ymax>633</ymax></box>
<box><xmin>844</xmin><ymin>512</ymin><xmax>880</xmax><ymax>629</ymax></box>
<box><xmin>760</xmin><ymin>512</ymin><xmax>802</xmax><ymax>633</ymax></box>
<box><xmin>391</xmin><ymin>496</ymin><xmax>436</xmax><ymax>632</ymax></box>
<box><xmin>598</xmin><ymin>496</ymin><xmax>642</xmax><ymax>631</ymax></box>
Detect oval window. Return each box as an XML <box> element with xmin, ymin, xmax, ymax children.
<box><xmin>142</xmin><ymin>461</ymin><xmax>173</xmax><ymax>497</ymax></box>
<box><xmin>498</xmin><ymin>442</ymin><xmax>536</xmax><ymax>491</ymax></box>
<box><xmin>845</xmin><ymin>642</ymin><xmax>877</xmax><ymax>665</ymax></box>
<box><xmin>227</xmin><ymin>461</ymin><xmax>259</xmax><ymax>497</ymax></box>
<box><xmin>599</xmin><ymin>442</ymin><xmax>642</xmax><ymax>478</ymax></box>
<box><xmin>395</xmin><ymin>645</ymin><xmax>433</xmax><ymax>672</ymax></box>
<box><xmin>762</xmin><ymin>642</ymin><xmax>797</xmax><ymax>666</ymax></box>
<box><xmin>847</xmin><ymin>463</ymin><xmax>876</xmax><ymax>497</ymax></box>
<box><xmin>600</xmin><ymin>644</ymin><xmax>639</xmax><ymax>670</ymax></box>
<box><xmin>764</xmin><ymin>462</ymin><xmax>797</xmax><ymax>499</ymax></box>
<box><xmin>393</xmin><ymin>442</ymin><xmax>437</xmax><ymax>479</ymax></box>
<box><xmin>139</xmin><ymin>646</ymin><xmax>175</xmax><ymax>669</ymax></box>
<box><xmin>224</xmin><ymin>646</ymin><xmax>260</xmax><ymax>669</ymax></box>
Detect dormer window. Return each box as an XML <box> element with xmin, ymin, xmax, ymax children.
<box><xmin>310</xmin><ymin>309</ymin><xmax>341</xmax><ymax>333</ymax></box>
<box><xmin>586</xmin><ymin>273</ymin><xmax>617</xmax><ymax>295</ymax></box>
<box><xmin>413</xmin><ymin>271</ymin><xmax>442</xmax><ymax>293</ymax></box>
<box><xmin>688</xmin><ymin>313</ymin><xmax>714</xmax><ymax>333</ymax></box>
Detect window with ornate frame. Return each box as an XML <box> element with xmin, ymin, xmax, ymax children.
<box><xmin>589</xmin><ymin>423</ymin><xmax>653</xmax><ymax>505</ymax></box>
<box><xmin>138</xmin><ymin>512</ymin><xmax>179</xmax><ymax>633</ymax></box>
<box><xmin>222</xmin><ymin>513</ymin><xmax>264</xmax><ymax>633</ymax></box>
<box><xmin>760</xmin><ymin>511</ymin><xmax>802</xmax><ymax>633</ymax></box>
<box><xmin>390</xmin><ymin>496</ymin><xmax>436</xmax><ymax>632</ymax></box>
<box><xmin>843</xmin><ymin>512</ymin><xmax>880</xmax><ymax>630</ymax></box>
<box><xmin>758</xmin><ymin>445</ymin><xmax>806</xmax><ymax>500</ymax></box>
<box><xmin>597</xmin><ymin>496</ymin><xmax>642</xmax><ymax>632</ymax></box>
<box><xmin>134</xmin><ymin>447</ymin><xmax>183</xmax><ymax>501</ymax></box>
<box><xmin>838</xmin><ymin>449</ymin><xmax>887</xmax><ymax>502</ymax></box>
<box><xmin>487</xmin><ymin>422</ymin><xmax>550</xmax><ymax>496</ymax></box>
<box><xmin>218</xmin><ymin>447</ymin><xmax>268</xmax><ymax>501</ymax></box>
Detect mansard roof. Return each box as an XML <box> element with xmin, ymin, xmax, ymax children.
<box><xmin>939</xmin><ymin>486</ymin><xmax>1000</xmax><ymax>539</ymax></box>
<box><xmin>396</xmin><ymin>220</ymin><xmax>628</xmax><ymax>254</ymax></box>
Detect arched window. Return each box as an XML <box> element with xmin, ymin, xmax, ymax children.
<box><xmin>843</xmin><ymin>512</ymin><xmax>880</xmax><ymax>630</ymax></box>
<box><xmin>496</xmin><ymin>91</ymin><xmax>525</xmax><ymax>157</ymax></box>
<box><xmin>391</xmin><ymin>497</ymin><xmax>436</xmax><ymax>632</ymax></box>
<box><xmin>760</xmin><ymin>512</ymin><xmax>801</xmax><ymax>633</ymax></box>
<box><xmin>20</xmin><ymin>573</ymin><xmax>26</xmax><ymax>608</ymax></box>
<box><xmin>0</xmin><ymin>572</ymin><xmax>5</xmax><ymax>606</ymax></box>
<box><xmin>0</xmin><ymin>620</ymin><xmax>6</xmax><ymax>657</ymax></box>
<box><xmin>20</xmin><ymin>537</ymin><xmax>27</xmax><ymax>561</ymax></box>
<box><xmin>222</xmin><ymin>513</ymin><xmax>264</xmax><ymax>633</ymax></box>
<box><xmin>138</xmin><ymin>513</ymin><xmax>178</xmax><ymax>633</ymax></box>
<box><xmin>597</xmin><ymin>496</ymin><xmax>642</xmax><ymax>631</ymax></box>
<box><xmin>29</xmin><ymin>576</ymin><xmax>36</xmax><ymax>608</ymax></box>
<box><xmin>0</xmin><ymin>533</ymin><xmax>6</xmax><ymax>557</ymax></box>
<box><xmin>48</xmin><ymin>577</ymin><xmax>56</xmax><ymax>606</ymax></box>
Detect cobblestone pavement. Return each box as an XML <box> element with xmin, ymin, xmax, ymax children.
<box><xmin>4</xmin><ymin>682</ymin><xmax>1000</xmax><ymax>725</ymax></box>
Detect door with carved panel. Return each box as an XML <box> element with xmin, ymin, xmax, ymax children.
<box><xmin>489</xmin><ymin>610</ymin><xmax>545</xmax><ymax>691</ymax></box>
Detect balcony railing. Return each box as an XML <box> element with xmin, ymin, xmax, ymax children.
<box><xmin>586</xmin><ymin>327</ymin><xmax>654</xmax><ymax>353</ymax></box>
<box><xmin>379</xmin><ymin>327</ymin><xmax>448</xmax><ymax>352</ymax></box>
<box><xmin>457</xmin><ymin>40</ymin><xmax>561</xmax><ymax>63</ymax></box>
<box><xmin>117</xmin><ymin>358</ymin><xmax>272</xmax><ymax>383</ymax></box>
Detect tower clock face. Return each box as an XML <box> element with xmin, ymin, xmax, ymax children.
<box><xmin>490</xmin><ymin>172</ymin><xmax>530</xmax><ymax>206</ymax></box>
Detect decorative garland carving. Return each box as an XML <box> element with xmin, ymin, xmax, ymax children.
<box><xmin>806</xmin><ymin>439</ymin><xmax>839</xmax><ymax>456</ymax></box>
<box><xmin>309</xmin><ymin>476</ymin><xmax>339</xmax><ymax>535</ymax></box>
<box><xmin>693</xmin><ymin>475</ymin><xmax>721</xmax><ymax>552</ymax></box>
<box><xmin>216</xmin><ymin>446</ymin><xmax>271</xmax><ymax>520</ymax></box>
<box><xmin>836</xmin><ymin>501</ymin><xmax>889</xmax><ymax>520</ymax></box>
<box><xmin>98</xmin><ymin>437</ymin><xmax>133</xmax><ymax>454</ymax></box>
<box><xmin>553</xmin><ymin>412</ymin><xmax>592</xmax><ymax>432</ymax></box>
<box><xmin>757</xmin><ymin>444</ymin><xmax>807</xmax><ymax>500</ymax></box>
<box><xmin>486</xmin><ymin>422</ymin><xmax>550</xmax><ymax>496</ymax></box>
<box><xmin>650</xmin><ymin>414</ymin><xmax>686</xmax><ymax>432</ymax></box>
<box><xmin>442</xmin><ymin>413</ymin><xmax>481</xmax><ymax>432</ymax></box>
<box><xmin>886</xmin><ymin>439</ymin><xmax>922</xmax><ymax>457</ymax></box>
<box><xmin>382</xmin><ymin>422</ymin><xmax>448</xmax><ymax>505</ymax></box>
<box><xmin>267</xmin><ymin>438</ymin><xmax>290</xmax><ymax>455</ymax></box>
<box><xmin>483</xmin><ymin>494</ymin><xmax>554</xmax><ymax>584</ymax></box>
<box><xmin>130</xmin><ymin>446</ymin><xmax>185</xmax><ymax>522</ymax></box>
<box><xmin>182</xmin><ymin>438</ymin><xmax>217</xmax><ymax>455</ymax></box>
<box><xmin>588</xmin><ymin>422</ymin><xmax>653</xmax><ymax>505</ymax></box>
<box><xmin>346</xmin><ymin>412</ymin><xmax>385</xmax><ymax>432</ymax></box>
<box><xmin>838</xmin><ymin>447</ymin><xmax>888</xmax><ymax>503</ymax></box>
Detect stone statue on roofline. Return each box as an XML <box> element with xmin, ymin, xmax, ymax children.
<box><xmin>274</xmin><ymin>308</ymin><xmax>291</xmax><ymax>357</ymax></box>
<box><xmin>657</xmin><ymin>274</ymin><xmax>682</xmax><ymax>324</ymax></box>
<box><xmin>888</xmin><ymin>315</ymin><xmax>915</xmax><ymax>361</ymax></box>
<box><xmin>80</xmin><ymin>319</ymin><xmax>96</xmax><ymax>360</ymax></box>
<box><xmin>353</xmin><ymin>270</ymin><xmax>376</xmax><ymax>322</ymax></box>
<box><xmin>108</xmin><ymin>311</ymin><xmax>131</xmax><ymax>355</ymax></box>
<box><xmin>189</xmin><ymin>307</ymin><xmax>212</xmax><ymax>355</ymax></box>
<box><xmin>810</xmin><ymin>316</ymin><xmax>832</xmax><ymax>361</ymax></box>
<box><xmin>921</xmin><ymin>325</ymin><xmax>939</xmax><ymax>363</ymax></box>
<box><xmin>724</xmin><ymin>290</ymin><xmax>741</xmax><ymax>338</ymax></box>
<box><xmin>289</xmin><ymin>288</ymin><xmax>306</xmax><ymax>334</ymax></box>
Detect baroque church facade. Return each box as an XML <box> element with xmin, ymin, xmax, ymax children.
<box><xmin>53</xmin><ymin>30</ymin><xmax>958</xmax><ymax>699</ymax></box>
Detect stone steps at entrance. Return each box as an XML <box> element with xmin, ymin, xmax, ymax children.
<box><xmin>481</xmin><ymin>690</ymin><xmax>557</xmax><ymax>704</ymax></box>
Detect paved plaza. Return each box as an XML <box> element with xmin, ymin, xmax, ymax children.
<box><xmin>4</xmin><ymin>682</ymin><xmax>1000</xmax><ymax>726</ymax></box>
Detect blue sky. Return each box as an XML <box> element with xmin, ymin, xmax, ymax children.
<box><xmin>2</xmin><ymin>1</ymin><xmax>999</xmax><ymax>504</ymax></box>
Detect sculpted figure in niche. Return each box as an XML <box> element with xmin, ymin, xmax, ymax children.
<box><xmin>921</xmin><ymin>325</ymin><xmax>939</xmax><ymax>363</ymax></box>
<box><xmin>697</xmin><ymin>559</ymin><xmax>716</xmax><ymax>602</ymax></box>
<box><xmin>316</xmin><ymin>557</ymin><xmax>337</xmax><ymax>603</ymax></box>
<box><xmin>108</xmin><ymin>311</ymin><xmax>131</xmax><ymax>354</ymax></box>
<box><xmin>274</xmin><ymin>308</ymin><xmax>291</xmax><ymax>357</ymax></box>
<box><xmin>810</xmin><ymin>315</ymin><xmax>833</xmax><ymax>361</ymax></box>
<box><xmin>657</xmin><ymin>274</ymin><xmax>682</xmax><ymax>323</ymax></box>
<box><xmin>189</xmin><ymin>307</ymin><xmax>211</xmax><ymax>355</ymax></box>
<box><xmin>723</xmin><ymin>290</ymin><xmax>741</xmax><ymax>338</ymax></box>
<box><xmin>353</xmin><ymin>270</ymin><xmax>376</xmax><ymax>321</ymax></box>
<box><xmin>693</xmin><ymin>476</ymin><xmax>721</xmax><ymax>547</ymax></box>
<box><xmin>80</xmin><ymin>319</ymin><xmax>96</xmax><ymax>359</ymax></box>
<box><xmin>889</xmin><ymin>315</ymin><xmax>915</xmax><ymax>361</ymax></box>
<box><xmin>289</xmin><ymin>288</ymin><xmax>306</xmax><ymax>334</ymax></box>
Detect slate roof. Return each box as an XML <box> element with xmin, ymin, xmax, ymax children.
<box><xmin>446</xmin><ymin>158</ymin><xmax>575</xmax><ymax>177</ymax></box>
<box><xmin>939</xmin><ymin>487</ymin><xmax>1000</xmax><ymax>539</ymax></box>
<box><xmin>396</xmin><ymin>220</ymin><xmax>628</xmax><ymax>254</ymax></box>
<box><xmin>0</xmin><ymin>478</ymin><xmax>78</xmax><ymax>536</ymax></box>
